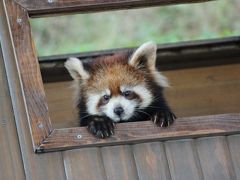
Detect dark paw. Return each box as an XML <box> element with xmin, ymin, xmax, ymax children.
<box><xmin>87</xmin><ymin>116</ymin><xmax>115</xmax><ymax>138</ymax></box>
<box><xmin>151</xmin><ymin>111</ymin><xmax>176</xmax><ymax>127</ymax></box>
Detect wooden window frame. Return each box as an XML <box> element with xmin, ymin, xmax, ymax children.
<box><xmin>2</xmin><ymin>0</ymin><xmax>240</xmax><ymax>153</ymax></box>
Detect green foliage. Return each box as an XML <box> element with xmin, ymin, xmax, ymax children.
<box><xmin>30</xmin><ymin>0</ymin><xmax>240</xmax><ymax>56</ymax></box>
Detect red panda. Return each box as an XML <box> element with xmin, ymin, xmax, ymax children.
<box><xmin>65</xmin><ymin>42</ymin><xmax>176</xmax><ymax>138</ymax></box>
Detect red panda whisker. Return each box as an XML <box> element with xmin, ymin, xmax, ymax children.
<box><xmin>135</xmin><ymin>109</ymin><xmax>152</xmax><ymax>118</ymax></box>
<box><xmin>80</xmin><ymin>114</ymin><xmax>94</xmax><ymax>120</ymax></box>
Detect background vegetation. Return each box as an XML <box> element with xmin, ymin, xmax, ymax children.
<box><xmin>30</xmin><ymin>0</ymin><xmax>240</xmax><ymax>56</ymax></box>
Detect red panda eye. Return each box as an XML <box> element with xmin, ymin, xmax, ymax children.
<box><xmin>123</xmin><ymin>91</ymin><xmax>133</xmax><ymax>98</ymax></box>
<box><xmin>102</xmin><ymin>95</ymin><xmax>110</xmax><ymax>102</ymax></box>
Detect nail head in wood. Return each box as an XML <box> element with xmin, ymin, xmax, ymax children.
<box><xmin>17</xmin><ymin>18</ymin><xmax>22</xmax><ymax>24</ymax></box>
<box><xmin>76</xmin><ymin>134</ymin><xmax>82</xmax><ymax>139</ymax></box>
<box><xmin>37</xmin><ymin>123</ymin><xmax>44</xmax><ymax>129</ymax></box>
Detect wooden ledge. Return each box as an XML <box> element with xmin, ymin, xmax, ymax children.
<box><xmin>15</xmin><ymin>0</ymin><xmax>215</xmax><ymax>17</ymax></box>
<box><xmin>36</xmin><ymin>113</ymin><xmax>240</xmax><ymax>153</ymax></box>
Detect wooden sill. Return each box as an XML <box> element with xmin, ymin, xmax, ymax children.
<box><xmin>36</xmin><ymin>113</ymin><xmax>240</xmax><ymax>153</ymax></box>
<box><xmin>15</xmin><ymin>0</ymin><xmax>215</xmax><ymax>17</ymax></box>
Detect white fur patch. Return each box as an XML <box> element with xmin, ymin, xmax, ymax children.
<box><xmin>86</xmin><ymin>93</ymin><xmax>101</xmax><ymax>115</ymax></box>
<box><xmin>152</xmin><ymin>71</ymin><xmax>169</xmax><ymax>87</ymax></box>
<box><xmin>103</xmin><ymin>96</ymin><xmax>137</xmax><ymax>122</ymax></box>
<box><xmin>132</xmin><ymin>84</ymin><xmax>153</xmax><ymax>108</ymax></box>
<box><xmin>86</xmin><ymin>89</ymin><xmax>110</xmax><ymax>115</ymax></box>
<box><xmin>65</xmin><ymin>57</ymin><xmax>90</xmax><ymax>80</ymax></box>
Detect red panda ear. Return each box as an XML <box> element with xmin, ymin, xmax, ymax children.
<box><xmin>64</xmin><ymin>57</ymin><xmax>90</xmax><ymax>80</ymax></box>
<box><xmin>129</xmin><ymin>42</ymin><xmax>157</xmax><ymax>71</ymax></box>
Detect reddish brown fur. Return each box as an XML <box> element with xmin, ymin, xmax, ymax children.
<box><xmin>84</xmin><ymin>53</ymin><xmax>146</xmax><ymax>95</ymax></box>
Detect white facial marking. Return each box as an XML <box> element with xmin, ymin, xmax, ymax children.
<box><xmin>132</xmin><ymin>84</ymin><xmax>153</xmax><ymax>108</ymax></box>
<box><xmin>86</xmin><ymin>89</ymin><xmax>110</xmax><ymax>115</ymax></box>
<box><xmin>86</xmin><ymin>93</ymin><xmax>101</xmax><ymax>115</ymax></box>
<box><xmin>103</xmin><ymin>96</ymin><xmax>137</xmax><ymax>122</ymax></box>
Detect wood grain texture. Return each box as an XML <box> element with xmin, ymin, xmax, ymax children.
<box><xmin>166</xmin><ymin>63</ymin><xmax>240</xmax><ymax>118</ymax></box>
<box><xmin>15</xmin><ymin>0</ymin><xmax>215</xmax><ymax>17</ymax></box>
<box><xmin>40</xmin><ymin>37</ymin><xmax>240</xmax><ymax>83</ymax></box>
<box><xmin>132</xmin><ymin>142</ymin><xmax>171</xmax><ymax>180</ymax></box>
<box><xmin>37</xmin><ymin>113</ymin><xmax>240</xmax><ymax>152</ymax></box>
<box><xmin>196</xmin><ymin>136</ymin><xmax>236</xmax><ymax>180</ymax></box>
<box><xmin>0</xmin><ymin>45</ymin><xmax>25</xmax><ymax>180</ymax></box>
<box><xmin>44</xmin><ymin>81</ymin><xmax>79</xmax><ymax>129</ymax></box>
<box><xmin>4</xmin><ymin>0</ymin><xmax>52</xmax><ymax>148</ymax></box>
<box><xmin>44</xmin><ymin>63</ymin><xmax>240</xmax><ymax>128</ymax></box>
<box><xmin>227</xmin><ymin>135</ymin><xmax>240</xmax><ymax>180</ymax></box>
<box><xmin>63</xmin><ymin>148</ymin><xmax>107</xmax><ymax>180</ymax></box>
<box><xmin>101</xmin><ymin>145</ymin><xmax>138</xmax><ymax>180</ymax></box>
<box><xmin>165</xmin><ymin>139</ymin><xmax>203</xmax><ymax>180</ymax></box>
<box><xmin>1</xmin><ymin>1</ymin><xmax>67</xmax><ymax>180</ymax></box>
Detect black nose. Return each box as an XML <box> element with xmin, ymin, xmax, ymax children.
<box><xmin>114</xmin><ymin>107</ymin><xmax>124</xmax><ymax>116</ymax></box>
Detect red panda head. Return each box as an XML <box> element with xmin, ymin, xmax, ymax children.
<box><xmin>65</xmin><ymin>42</ymin><xmax>169</xmax><ymax>122</ymax></box>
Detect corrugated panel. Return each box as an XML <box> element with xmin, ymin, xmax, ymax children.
<box><xmin>101</xmin><ymin>145</ymin><xmax>139</xmax><ymax>180</ymax></box>
<box><xmin>63</xmin><ymin>148</ymin><xmax>106</xmax><ymax>180</ymax></box>
<box><xmin>196</xmin><ymin>136</ymin><xmax>236</xmax><ymax>180</ymax></box>
<box><xmin>0</xmin><ymin>42</ymin><xmax>25</xmax><ymax>180</ymax></box>
<box><xmin>227</xmin><ymin>135</ymin><xmax>240</xmax><ymax>180</ymax></box>
<box><xmin>132</xmin><ymin>142</ymin><xmax>171</xmax><ymax>180</ymax></box>
<box><xmin>165</xmin><ymin>139</ymin><xmax>203</xmax><ymax>180</ymax></box>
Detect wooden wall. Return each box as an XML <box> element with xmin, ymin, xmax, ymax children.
<box><xmin>44</xmin><ymin>63</ymin><xmax>240</xmax><ymax>129</ymax></box>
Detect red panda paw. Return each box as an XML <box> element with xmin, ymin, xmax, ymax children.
<box><xmin>151</xmin><ymin>111</ymin><xmax>176</xmax><ymax>127</ymax></box>
<box><xmin>87</xmin><ymin>117</ymin><xmax>115</xmax><ymax>138</ymax></box>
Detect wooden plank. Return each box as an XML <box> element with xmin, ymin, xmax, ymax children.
<box><xmin>132</xmin><ymin>142</ymin><xmax>171</xmax><ymax>180</ymax></box>
<box><xmin>63</xmin><ymin>148</ymin><xmax>107</xmax><ymax>180</ymax></box>
<box><xmin>0</xmin><ymin>45</ymin><xmax>25</xmax><ymax>180</ymax></box>
<box><xmin>101</xmin><ymin>145</ymin><xmax>138</xmax><ymax>180</ymax></box>
<box><xmin>44</xmin><ymin>81</ymin><xmax>79</xmax><ymax>129</ymax></box>
<box><xmin>166</xmin><ymin>63</ymin><xmax>240</xmax><ymax>118</ymax></box>
<box><xmin>1</xmin><ymin>1</ymin><xmax>67</xmax><ymax>180</ymax></box>
<box><xmin>3</xmin><ymin>0</ymin><xmax>52</xmax><ymax>149</ymax></box>
<box><xmin>196</xmin><ymin>136</ymin><xmax>236</xmax><ymax>180</ymax></box>
<box><xmin>227</xmin><ymin>135</ymin><xmax>240</xmax><ymax>179</ymax></box>
<box><xmin>15</xmin><ymin>0</ymin><xmax>215</xmax><ymax>17</ymax></box>
<box><xmin>44</xmin><ymin>64</ymin><xmax>240</xmax><ymax>128</ymax></box>
<box><xmin>39</xmin><ymin>37</ymin><xmax>240</xmax><ymax>83</ymax></box>
<box><xmin>164</xmin><ymin>139</ymin><xmax>203</xmax><ymax>180</ymax></box>
<box><xmin>37</xmin><ymin>113</ymin><xmax>240</xmax><ymax>152</ymax></box>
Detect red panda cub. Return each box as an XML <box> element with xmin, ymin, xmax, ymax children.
<box><xmin>65</xmin><ymin>42</ymin><xmax>176</xmax><ymax>138</ymax></box>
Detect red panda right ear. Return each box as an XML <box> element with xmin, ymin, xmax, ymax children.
<box><xmin>129</xmin><ymin>42</ymin><xmax>157</xmax><ymax>71</ymax></box>
<box><xmin>64</xmin><ymin>57</ymin><xmax>90</xmax><ymax>80</ymax></box>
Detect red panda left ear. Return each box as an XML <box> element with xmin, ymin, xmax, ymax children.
<box><xmin>65</xmin><ymin>57</ymin><xmax>90</xmax><ymax>80</ymax></box>
<box><xmin>128</xmin><ymin>42</ymin><xmax>157</xmax><ymax>71</ymax></box>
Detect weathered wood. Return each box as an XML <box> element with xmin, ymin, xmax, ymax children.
<box><xmin>37</xmin><ymin>113</ymin><xmax>240</xmax><ymax>152</ymax></box>
<box><xmin>0</xmin><ymin>44</ymin><xmax>25</xmax><ymax>180</ymax></box>
<box><xmin>1</xmin><ymin>1</ymin><xmax>67</xmax><ymax>179</ymax></box>
<box><xmin>227</xmin><ymin>135</ymin><xmax>240</xmax><ymax>179</ymax></box>
<box><xmin>63</xmin><ymin>148</ymin><xmax>107</xmax><ymax>180</ymax></box>
<box><xmin>15</xmin><ymin>0</ymin><xmax>215</xmax><ymax>17</ymax></box>
<box><xmin>132</xmin><ymin>142</ymin><xmax>171</xmax><ymax>180</ymax></box>
<box><xmin>101</xmin><ymin>145</ymin><xmax>138</xmax><ymax>180</ymax></box>
<box><xmin>196</xmin><ymin>136</ymin><xmax>236</xmax><ymax>180</ymax></box>
<box><xmin>165</xmin><ymin>139</ymin><xmax>203</xmax><ymax>180</ymax></box>
<box><xmin>44</xmin><ymin>81</ymin><xmax>79</xmax><ymax>129</ymax></box>
<box><xmin>44</xmin><ymin>63</ymin><xmax>240</xmax><ymax>128</ymax></box>
<box><xmin>3</xmin><ymin>0</ymin><xmax>52</xmax><ymax>149</ymax></box>
<box><xmin>40</xmin><ymin>37</ymin><xmax>240</xmax><ymax>83</ymax></box>
<box><xmin>166</xmin><ymin>63</ymin><xmax>240</xmax><ymax>118</ymax></box>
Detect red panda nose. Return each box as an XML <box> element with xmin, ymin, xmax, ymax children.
<box><xmin>114</xmin><ymin>107</ymin><xmax>124</xmax><ymax>116</ymax></box>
